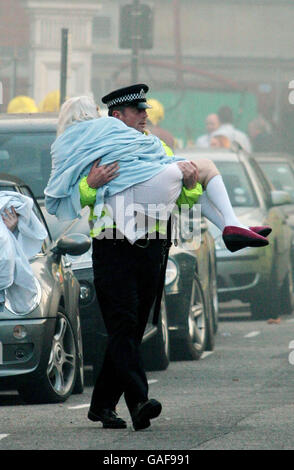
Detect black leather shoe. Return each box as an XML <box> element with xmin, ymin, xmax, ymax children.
<box><xmin>88</xmin><ymin>408</ymin><xmax>127</xmax><ymax>429</ymax></box>
<box><xmin>131</xmin><ymin>399</ymin><xmax>162</xmax><ymax>431</ymax></box>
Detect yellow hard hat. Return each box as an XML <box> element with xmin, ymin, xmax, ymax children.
<box><xmin>39</xmin><ymin>90</ymin><xmax>60</xmax><ymax>112</ymax></box>
<box><xmin>7</xmin><ymin>96</ymin><xmax>38</xmax><ymax>113</ymax></box>
<box><xmin>146</xmin><ymin>98</ymin><xmax>165</xmax><ymax>125</ymax></box>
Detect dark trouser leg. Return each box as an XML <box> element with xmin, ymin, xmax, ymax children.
<box><xmin>110</xmin><ymin>241</ymin><xmax>164</xmax><ymax>411</ymax></box>
<box><xmin>90</xmin><ymin>239</ymin><xmax>163</xmax><ymax>413</ymax></box>
<box><xmin>90</xmin><ymin>240</ymin><xmax>153</xmax><ymax>412</ymax></box>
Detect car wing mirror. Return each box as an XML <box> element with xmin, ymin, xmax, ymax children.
<box><xmin>271</xmin><ymin>190</ymin><xmax>291</xmax><ymax>206</ymax></box>
<box><xmin>52</xmin><ymin>233</ymin><xmax>91</xmax><ymax>257</ymax></box>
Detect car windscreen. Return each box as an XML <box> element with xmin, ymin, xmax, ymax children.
<box><xmin>0</xmin><ymin>132</ymin><xmax>56</xmax><ymax>199</ymax></box>
<box><xmin>213</xmin><ymin>161</ymin><xmax>259</xmax><ymax>207</ymax></box>
<box><xmin>259</xmin><ymin>161</ymin><xmax>294</xmax><ymax>203</ymax></box>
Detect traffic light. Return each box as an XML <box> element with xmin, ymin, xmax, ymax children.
<box><xmin>119</xmin><ymin>3</ymin><xmax>154</xmax><ymax>50</ymax></box>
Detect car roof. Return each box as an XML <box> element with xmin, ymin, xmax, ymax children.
<box><xmin>0</xmin><ymin>173</ymin><xmax>26</xmax><ymax>186</ymax></box>
<box><xmin>177</xmin><ymin>147</ymin><xmax>241</xmax><ymax>163</ymax></box>
<box><xmin>0</xmin><ymin>113</ymin><xmax>58</xmax><ymax>132</ymax></box>
<box><xmin>253</xmin><ymin>152</ymin><xmax>293</xmax><ymax>162</ymax></box>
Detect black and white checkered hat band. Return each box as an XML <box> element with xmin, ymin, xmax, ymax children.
<box><xmin>107</xmin><ymin>91</ymin><xmax>146</xmax><ymax>107</ymax></box>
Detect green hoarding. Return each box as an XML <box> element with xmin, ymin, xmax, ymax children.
<box><xmin>149</xmin><ymin>90</ymin><xmax>257</xmax><ymax>147</ymax></box>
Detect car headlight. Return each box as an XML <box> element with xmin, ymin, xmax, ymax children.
<box><xmin>165</xmin><ymin>259</ymin><xmax>178</xmax><ymax>286</ymax></box>
<box><xmin>5</xmin><ymin>278</ymin><xmax>42</xmax><ymax>315</ymax></box>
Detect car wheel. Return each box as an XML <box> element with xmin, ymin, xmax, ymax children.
<box><xmin>171</xmin><ymin>273</ymin><xmax>209</xmax><ymax>360</ymax></box>
<box><xmin>142</xmin><ymin>292</ymin><xmax>170</xmax><ymax>371</ymax></box>
<box><xmin>18</xmin><ymin>309</ymin><xmax>78</xmax><ymax>404</ymax></box>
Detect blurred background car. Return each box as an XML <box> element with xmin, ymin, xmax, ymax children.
<box><xmin>177</xmin><ymin>147</ymin><xmax>294</xmax><ymax>320</ymax></box>
<box><xmin>0</xmin><ymin>173</ymin><xmax>90</xmax><ymax>403</ymax></box>
<box><xmin>0</xmin><ymin>114</ymin><xmax>218</xmax><ymax>373</ymax></box>
<box><xmin>254</xmin><ymin>153</ymin><xmax>294</xmax><ymax>282</ymax></box>
<box><xmin>254</xmin><ymin>153</ymin><xmax>294</xmax><ymax>204</ymax></box>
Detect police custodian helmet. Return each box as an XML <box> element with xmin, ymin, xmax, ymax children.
<box><xmin>101</xmin><ymin>84</ymin><xmax>152</xmax><ymax>110</ymax></box>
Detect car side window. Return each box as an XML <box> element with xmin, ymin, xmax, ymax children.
<box><xmin>215</xmin><ymin>161</ymin><xmax>258</xmax><ymax>207</ymax></box>
<box><xmin>249</xmin><ymin>159</ymin><xmax>272</xmax><ymax>206</ymax></box>
<box><xmin>19</xmin><ymin>186</ymin><xmax>52</xmax><ymax>252</ymax></box>
<box><xmin>0</xmin><ymin>132</ymin><xmax>56</xmax><ymax>199</ymax></box>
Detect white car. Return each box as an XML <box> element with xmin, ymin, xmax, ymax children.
<box><xmin>177</xmin><ymin>147</ymin><xmax>294</xmax><ymax>319</ymax></box>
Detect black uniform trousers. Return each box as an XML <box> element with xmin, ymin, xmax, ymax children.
<box><xmin>90</xmin><ymin>235</ymin><xmax>165</xmax><ymax>414</ymax></box>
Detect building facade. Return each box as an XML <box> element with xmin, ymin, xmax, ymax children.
<box><xmin>1</xmin><ymin>0</ymin><xmax>294</xmax><ymax>147</ymax></box>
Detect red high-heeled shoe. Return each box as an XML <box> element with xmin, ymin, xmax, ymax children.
<box><xmin>249</xmin><ymin>226</ymin><xmax>272</xmax><ymax>237</ymax></box>
<box><xmin>222</xmin><ymin>226</ymin><xmax>269</xmax><ymax>253</ymax></box>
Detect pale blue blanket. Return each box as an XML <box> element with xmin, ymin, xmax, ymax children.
<box><xmin>44</xmin><ymin>116</ymin><xmax>184</xmax><ymax>220</ymax></box>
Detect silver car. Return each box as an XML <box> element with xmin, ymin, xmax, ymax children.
<box><xmin>254</xmin><ymin>153</ymin><xmax>294</xmax><ymax>232</ymax></box>
<box><xmin>177</xmin><ymin>148</ymin><xmax>294</xmax><ymax>320</ymax></box>
<box><xmin>0</xmin><ymin>174</ymin><xmax>91</xmax><ymax>403</ymax></box>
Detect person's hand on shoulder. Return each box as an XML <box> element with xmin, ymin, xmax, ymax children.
<box><xmin>87</xmin><ymin>158</ymin><xmax>119</xmax><ymax>189</ymax></box>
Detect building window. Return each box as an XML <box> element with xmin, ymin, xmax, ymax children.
<box><xmin>92</xmin><ymin>16</ymin><xmax>112</xmax><ymax>42</ymax></box>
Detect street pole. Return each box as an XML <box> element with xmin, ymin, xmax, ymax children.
<box><xmin>11</xmin><ymin>46</ymin><xmax>18</xmax><ymax>100</ymax></box>
<box><xmin>60</xmin><ymin>28</ymin><xmax>69</xmax><ymax>107</ymax></box>
<box><xmin>131</xmin><ymin>0</ymin><xmax>140</xmax><ymax>83</ymax></box>
<box><xmin>173</xmin><ymin>0</ymin><xmax>183</xmax><ymax>87</ymax></box>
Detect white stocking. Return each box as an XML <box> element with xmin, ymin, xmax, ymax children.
<box><xmin>197</xmin><ymin>192</ymin><xmax>225</xmax><ymax>231</ymax></box>
<box><xmin>204</xmin><ymin>175</ymin><xmax>247</xmax><ymax>229</ymax></box>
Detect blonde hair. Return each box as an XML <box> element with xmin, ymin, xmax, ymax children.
<box><xmin>210</xmin><ymin>134</ymin><xmax>231</xmax><ymax>149</ymax></box>
<box><xmin>57</xmin><ymin>96</ymin><xmax>100</xmax><ymax>136</ymax></box>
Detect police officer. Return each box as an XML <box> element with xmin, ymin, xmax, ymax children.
<box><xmin>80</xmin><ymin>84</ymin><xmax>199</xmax><ymax>431</ymax></box>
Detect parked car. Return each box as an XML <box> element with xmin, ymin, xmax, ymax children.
<box><xmin>177</xmin><ymin>147</ymin><xmax>294</xmax><ymax>319</ymax></box>
<box><xmin>0</xmin><ymin>114</ymin><xmax>217</xmax><ymax>369</ymax></box>
<box><xmin>0</xmin><ymin>173</ymin><xmax>90</xmax><ymax>403</ymax></box>
<box><xmin>254</xmin><ymin>153</ymin><xmax>294</xmax><ymax>280</ymax></box>
<box><xmin>254</xmin><ymin>153</ymin><xmax>294</xmax><ymax>204</ymax></box>
<box><xmin>164</xmin><ymin>214</ymin><xmax>218</xmax><ymax>360</ymax></box>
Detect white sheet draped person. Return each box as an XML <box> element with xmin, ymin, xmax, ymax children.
<box><xmin>0</xmin><ymin>191</ymin><xmax>48</xmax><ymax>313</ymax></box>
<box><xmin>104</xmin><ymin>162</ymin><xmax>183</xmax><ymax>243</ymax></box>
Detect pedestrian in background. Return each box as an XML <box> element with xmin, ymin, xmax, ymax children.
<box><xmin>214</xmin><ymin>106</ymin><xmax>252</xmax><ymax>153</ymax></box>
<box><xmin>248</xmin><ymin>116</ymin><xmax>276</xmax><ymax>152</ymax></box>
<box><xmin>210</xmin><ymin>134</ymin><xmax>231</xmax><ymax>149</ymax></box>
<box><xmin>195</xmin><ymin>113</ymin><xmax>220</xmax><ymax>148</ymax></box>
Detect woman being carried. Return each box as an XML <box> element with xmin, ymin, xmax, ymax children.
<box><xmin>45</xmin><ymin>96</ymin><xmax>271</xmax><ymax>252</ymax></box>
